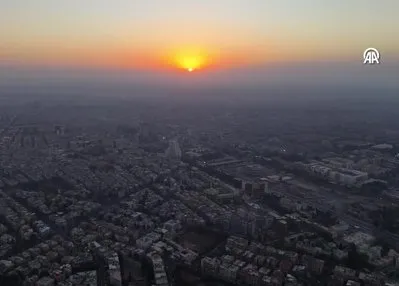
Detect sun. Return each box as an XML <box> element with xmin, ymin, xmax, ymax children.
<box><xmin>179</xmin><ymin>56</ymin><xmax>202</xmax><ymax>71</ymax></box>
<box><xmin>172</xmin><ymin>51</ymin><xmax>207</xmax><ymax>72</ymax></box>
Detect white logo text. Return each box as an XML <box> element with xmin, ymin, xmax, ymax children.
<box><xmin>363</xmin><ymin>48</ymin><xmax>380</xmax><ymax>65</ymax></box>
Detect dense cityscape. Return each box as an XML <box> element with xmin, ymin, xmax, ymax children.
<box><xmin>0</xmin><ymin>94</ymin><xmax>398</xmax><ymax>286</ymax></box>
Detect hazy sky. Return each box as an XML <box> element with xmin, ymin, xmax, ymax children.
<box><xmin>1</xmin><ymin>0</ymin><xmax>398</xmax><ymax>71</ymax></box>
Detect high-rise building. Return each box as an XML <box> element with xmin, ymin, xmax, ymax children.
<box><xmin>149</xmin><ymin>253</ymin><xmax>169</xmax><ymax>286</ymax></box>
<box><xmin>165</xmin><ymin>139</ymin><xmax>182</xmax><ymax>160</ymax></box>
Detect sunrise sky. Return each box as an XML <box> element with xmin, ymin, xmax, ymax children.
<box><xmin>1</xmin><ymin>0</ymin><xmax>398</xmax><ymax>72</ymax></box>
